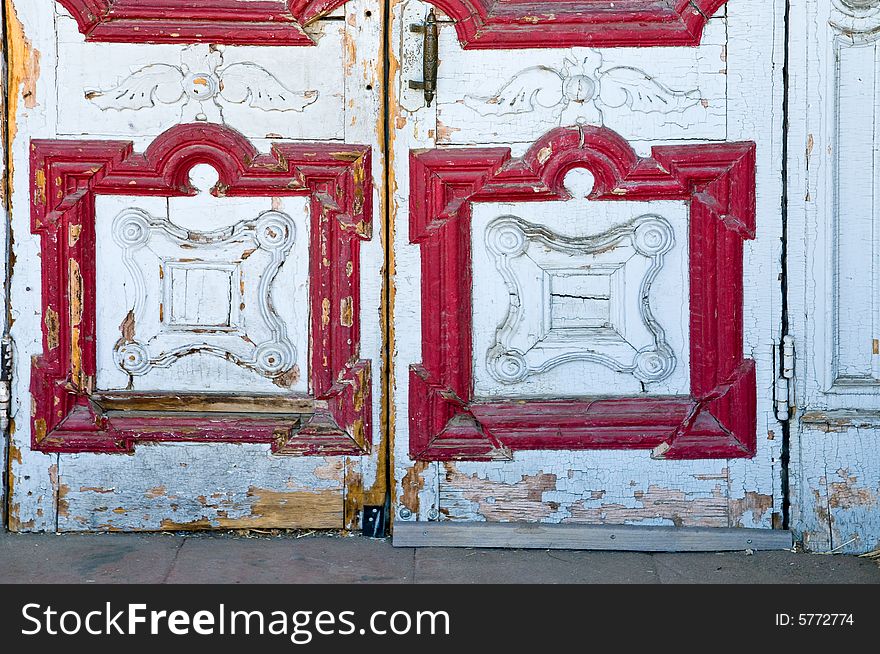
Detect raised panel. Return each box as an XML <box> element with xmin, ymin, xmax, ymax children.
<box><xmin>472</xmin><ymin>170</ymin><xmax>690</xmax><ymax>398</ymax></box>
<box><xmin>407</xmin><ymin>126</ymin><xmax>757</xmax><ymax>462</ymax></box>
<box><xmin>829</xmin><ymin>29</ymin><xmax>880</xmax><ymax>389</ymax></box>
<box><xmin>94</xmin><ymin>179</ymin><xmax>311</xmax><ymax>394</ymax></box>
<box><xmin>29</xmin><ymin>124</ymin><xmax>372</xmax><ymax>455</ymax></box>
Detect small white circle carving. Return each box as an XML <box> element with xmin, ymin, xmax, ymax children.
<box><xmin>116</xmin><ymin>342</ymin><xmax>151</xmax><ymax>376</ymax></box>
<box><xmin>255</xmin><ymin>341</ymin><xmax>295</xmax><ymax>375</ymax></box>
<box><xmin>634</xmin><ymin>348</ymin><xmax>675</xmax><ymax>383</ymax></box>
<box><xmin>256</xmin><ymin>211</ymin><xmax>296</xmax><ymax>251</ymax></box>
<box><xmin>488</xmin><ymin>222</ymin><xmax>527</xmax><ymax>256</ymax></box>
<box><xmin>492</xmin><ymin>351</ymin><xmax>529</xmax><ymax>384</ymax></box>
<box><xmin>113</xmin><ymin>210</ymin><xmax>151</xmax><ymax>248</ymax></box>
<box><xmin>633</xmin><ymin>217</ymin><xmax>674</xmax><ymax>257</ymax></box>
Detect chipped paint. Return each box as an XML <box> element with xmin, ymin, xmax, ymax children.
<box><xmin>340</xmin><ymin>295</ymin><xmax>353</xmax><ymax>327</ymax></box>
<box><xmin>444</xmin><ymin>466</ymin><xmax>558</xmax><ymax>521</ymax></box>
<box><xmin>400</xmin><ymin>461</ymin><xmax>428</xmax><ymax>514</ymax></box>
<box><xmin>828</xmin><ymin>469</ymin><xmax>876</xmax><ymax>510</ymax></box>
<box><xmin>69</xmin><ymin>259</ymin><xmax>84</xmax><ymax>387</ymax></box>
<box><xmin>729</xmin><ymin>491</ymin><xmax>774</xmax><ymax>528</ymax></box>
<box><xmin>321</xmin><ymin>297</ymin><xmax>331</xmax><ymax>327</ymax></box>
<box><xmin>44</xmin><ymin>306</ymin><xmax>59</xmax><ymax>350</ymax></box>
<box><xmin>68</xmin><ymin>223</ymin><xmax>82</xmax><ymax>247</ymax></box>
<box><xmin>567</xmin><ymin>484</ymin><xmax>729</xmax><ymax>528</ymax></box>
<box><xmin>5</xmin><ymin>0</ymin><xmax>41</xmax><ymax>183</ymax></box>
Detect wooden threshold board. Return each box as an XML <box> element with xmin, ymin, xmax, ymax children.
<box><xmin>393</xmin><ymin>522</ymin><xmax>793</xmax><ymax>552</ymax></box>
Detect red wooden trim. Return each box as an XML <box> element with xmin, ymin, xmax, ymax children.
<box><xmin>30</xmin><ymin>123</ymin><xmax>373</xmax><ymax>455</ymax></box>
<box><xmin>408</xmin><ymin>125</ymin><xmax>756</xmax><ymax>462</ymax></box>
<box><xmin>425</xmin><ymin>0</ymin><xmax>727</xmax><ymax>49</ymax></box>
<box><xmin>56</xmin><ymin>0</ymin><xmax>347</xmax><ymax>45</ymax></box>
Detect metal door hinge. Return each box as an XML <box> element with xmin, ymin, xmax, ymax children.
<box><xmin>409</xmin><ymin>10</ymin><xmax>439</xmax><ymax>107</ymax></box>
<box><xmin>1</xmin><ymin>337</ymin><xmax>12</xmax><ymax>433</ymax></box>
<box><xmin>775</xmin><ymin>334</ymin><xmax>795</xmax><ymax>422</ymax></box>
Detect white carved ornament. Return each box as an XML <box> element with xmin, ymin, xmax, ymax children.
<box><xmin>462</xmin><ymin>51</ymin><xmax>701</xmax><ymax>127</ymax></box>
<box><xmin>86</xmin><ymin>46</ymin><xmax>318</xmax><ymax>123</ymax></box>
<box><xmin>112</xmin><ymin>207</ymin><xmax>300</xmax><ymax>384</ymax></box>
<box><xmin>831</xmin><ymin>0</ymin><xmax>880</xmax><ymax>36</ymax></box>
<box><xmin>485</xmin><ymin>214</ymin><xmax>677</xmax><ymax>386</ymax></box>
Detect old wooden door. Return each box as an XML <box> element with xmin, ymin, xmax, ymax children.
<box><xmin>787</xmin><ymin>0</ymin><xmax>880</xmax><ymax>553</ymax></box>
<box><xmin>390</xmin><ymin>0</ymin><xmax>789</xmax><ymax>542</ymax></box>
<box><xmin>4</xmin><ymin>0</ymin><xmax>386</xmax><ymax>531</ymax></box>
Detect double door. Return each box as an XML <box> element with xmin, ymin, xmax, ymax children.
<box><xmin>3</xmin><ymin>1</ymin><xmax>862</xmax><ymax>549</ymax></box>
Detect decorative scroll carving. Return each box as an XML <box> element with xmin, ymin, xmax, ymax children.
<box><xmin>463</xmin><ymin>53</ymin><xmax>701</xmax><ymax>127</ymax></box>
<box><xmin>86</xmin><ymin>46</ymin><xmax>318</xmax><ymax>124</ymax></box>
<box><xmin>486</xmin><ymin>214</ymin><xmax>676</xmax><ymax>385</ymax></box>
<box><xmin>56</xmin><ymin>0</ymin><xmax>348</xmax><ymax>46</ymax></box>
<box><xmin>408</xmin><ymin>125</ymin><xmax>757</xmax><ymax>462</ymax></box>
<box><xmin>30</xmin><ymin>124</ymin><xmax>373</xmax><ymax>455</ymax></box>
<box><xmin>112</xmin><ymin>207</ymin><xmax>299</xmax><ymax>383</ymax></box>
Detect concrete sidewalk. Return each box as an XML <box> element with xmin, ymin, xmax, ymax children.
<box><xmin>1</xmin><ymin>530</ymin><xmax>879</xmax><ymax>584</ymax></box>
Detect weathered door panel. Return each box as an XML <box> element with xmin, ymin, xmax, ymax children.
<box><xmin>787</xmin><ymin>0</ymin><xmax>880</xmax><ymax>554</ymax></box>
<box><xmin>5</xmin><ymin>0</ymin><xmax>386</xmax><ymax>531</ymax></box>
<box><xmin>390</xmin><ymin>0</ymin><xmax>785</xmax><ymax>532</ymax></box>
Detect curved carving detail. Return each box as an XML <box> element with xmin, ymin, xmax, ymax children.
<box><xmin>56</xmin><ymin>0</ymin><xmax>348</xmax><ymax>45</ymax></box>
<box><xmin>112</xmin><ymin>208</ymin><xmax>299</xmax><ymax>381</ymax></box>
<box><xmin>408</xmin><ymin>125</ymin><xmax>757</xmax><ymax>462</ymax></box>
<box><xmin>831</xmin><ymin>0</ymin><xmax>880</xmax><ymax>35</ymax></box>
<box><xmin>30</xmin><ymin>123</ymin><xmax>373</xmax><ymax>455</ymax></box>
<box><xmin>485</xmin><ymin>214</ymin><xmax>677</xmax><ymax>385</ymax></box>
<box><xmin>422</xmin><ymin>0</ymin><xmax>728</xmax><ymax>49</ymax></box>
<box><xmin>463</xmin><ymin>52</ymin><xmax>702</xmax><ymax>128</ymax></box>
<box><xmin>86</xmin><ymin>46</ymin><xmax>318</xmax><ymax>125</ymax></box>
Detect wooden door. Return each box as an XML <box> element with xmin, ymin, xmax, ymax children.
<box><xmin>4</xmin><ymin>0</ymin><xmax>386</xmax><ymax>531</ymax></box>
<box><xmin>390</xmin><ymin>0</ymin><xmax>789</xmax><ymax>542</ymax></box>
<box><xmin>787</xmin><ymin>0</ymin><xmax>880</xmax><ymax>554</ymax></box>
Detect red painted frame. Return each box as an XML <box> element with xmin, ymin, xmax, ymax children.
<box><xmin>31</xmin><ymin>123</ymin><xmax>372</xmax><ymax>455</ymax></box>
<box><xmin>56</xmin><ymin>0</ymin><xmax>347</xmax><ymax>45</ymax></box>
<box><xmin>426</xmin><ymin>0</ymin><xmax>728</xmax><ymax>49</ymax></box>
<box><xmin>409</xmin><ymin>125</ymin><xmax>756</xmax><ymax>461</ymax></box>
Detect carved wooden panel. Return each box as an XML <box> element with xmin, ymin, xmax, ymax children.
<box><xmin>56</xmin><ymin>22</ymin><xmax>345</xmax><ymax>140</ymax></box>
<box><xmin>408</xmin><ymin>126</ymin><xmax>757</xmax><ymax>461</ymax></box>
<box><xmin>94</xmin><ymin>185</ymin><xmax>311</xmax><ymax>394</ymax></box>
<box><xmin>479</xmin><ymin>209</ymin><xmax>681</xmax><ymax>391</ymax></box>
<box><xmin>56</xmin><ymin>0</ymin><xmax>349</xmax><ymax>45</ymax></box>
<box><xmin>30</xmin><ymin>124</ymin><xmax>373</xmax><ymax>455</ymax></box>
<box><xmin>423</xmin><ymin>0</ymin><xmax>728</xmax><ymax>49</ymax></box>
<box><xmin>827</xmin><ymin>1</ymin><xmax>880</xmax><ymax>391</ymax></box>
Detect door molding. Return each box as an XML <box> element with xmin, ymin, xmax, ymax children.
<box><xmin>421</xmin><ymin>0</ymin><xmax>727</xmax><ymax>49</ymax></box>
<box><xmin>30</xmin><ymin>123</ymin><xmax>373</xmax><ymax>455</ymax></box>
<box><xmin>55</xmin><ymin>0</ymin><xmax>348</xmax><ymax>45</ymax></box>
<box><xmin>408</xmin><ymin>125</ymin><xmax>757</xmax><ymax>462</ymax></box>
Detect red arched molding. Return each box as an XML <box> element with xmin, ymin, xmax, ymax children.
<box><xmin>56</xmin><ymin>0</ymin><xmax>348</xmax><ymax>45</ymax></box>
<box><xmin>427</xmin><ymin>0</ymin><xmax>728</xmax><ymax>49</ymax></box>
<box><xmin>409</xmin><ymin>125</ymin><xmax>757</xmax><ymax>461</ymax></box>
<box><xmin>31</xmin><ymin>123</ymin><xmax>373</xmax><ymax>454</ymax></box>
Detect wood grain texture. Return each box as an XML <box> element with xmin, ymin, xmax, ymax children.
<box><xmin>29</xmin><ymin>123</ymin><xmax>373</xmax><ymax>455</ymax></box>
<box><xmin>393</xmin><ymin>521</ymin><xmax>793</xmax><ymax>551</ymax></box>
<box><xmin>407</xmin><ymin>125</ymin><xmax>757</xmax><ymax>462</ymax></box>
